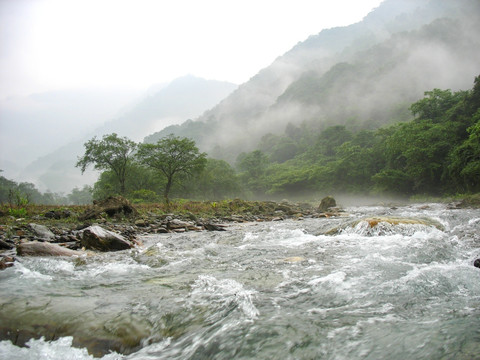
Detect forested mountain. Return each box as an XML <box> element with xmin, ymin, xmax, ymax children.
<box><xmin>20</xmin><ymin>76</ymin><xmax>237</xmax><ymax>193</ymax></box>
<box><xmin>146</xmin><ymin>0</ymin><xmax>480</xmax><ymax>163</ymax></box>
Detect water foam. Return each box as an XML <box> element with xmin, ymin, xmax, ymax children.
<box><xmin>191</xmin><ymin>275</ymin><xmax>259</xmax><ymax>319</ymax></box>
<box><xmin>0</xmin><ymin>337</ymin><xmax>121</xmax><ymax>360</ymax></box>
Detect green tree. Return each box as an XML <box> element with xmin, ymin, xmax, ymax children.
<box><xmin>76</xmin><ymin>133</ymin><xmax>137</xmax><ymax>195</ymax></box>
<box><xmin>448</xmin><ymin>111</ymin><xmax>480</xmax><ymax>192</ymax></box>
<box><xmin>136</xmin><ymin>135</ymin><xmax>207</xmax><ymax>203</ymax></box>
<box><xmin>0</xmin><ymin>172</ymin><xmax>17</xmax><ymax>204</ymax></box>
<box><xmin>194</xmin><ymin>158</ymin><xmax>240</xmax><ymax>199</ymax></box>
<box><xmin>316</xmin><ymin>125</ymin><xmax>353</xmax><ymax>157</ymax></box>
<box><xmin>236</xmin><ymin>150</ymin><xmax>269</xmax><ymax>197</ymax></box>
<box><xmin>410</xmin><ymin>88</ymin><xmax>463</xmax><ymax>122</ymax></box>
<box><xmin>92</xmin><ymin>163</ymin><xmax>162</xmax><ymax>200</ymax></box>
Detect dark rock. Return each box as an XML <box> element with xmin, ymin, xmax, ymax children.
<box><xmin>203</xmin><ymin>223</ymin><xmax>227</xmax><ymax>231</ymax></box>
<box><xmin>318</xmin><ymin>196</ymin><xmax>336</xmax><ymax>212</ymax></box>
<box><xmin>17</xmin><ymin>241</ymin><xmax>82</xmax><ymax>257</ymax></box>
<box><xmin>81</xmin><ymin>225</ymin><xmax>133</xmax><ymax>252</ymax></box>
<box><xmin>79</xmin><ymin>196</ymin><xmax>138</xmax><ymax>221</ymax></box>
<box><xmin>0</xmin><ymin>239</ymin><xmax>13</xmax><ymax>250</ymax></box>
<box><xmin>474</xmin><ymin>259</ymin><xmax>480</xmax><ymax>268</ymax></box>
<box><xmin>44</xmin><ymin>209</ymin><xmax>73</xmax><ymax>219</ymax></box>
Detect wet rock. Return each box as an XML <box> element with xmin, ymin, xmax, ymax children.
<box><xmin>81</xmin><ymin>225</ymin><xmax>133</xmax><ymax>252</ymax></box>
<box><xmin>29</xmin><ymin>223</ymin><xmax>56</xmax><ymax>241</ymax></box>
<box><xmin>474</xmin><ymin>259</ymin><xmax>480</xmax><ymax>268</ymax></box>
<box><xmin>0</xmin><ymin>239</ymin><xmax>13</xmax><ymax>250</ymax></box>
<box><xmin>17</xmin><ymin>241</ymin><xmax>82</xmax><ymax>257</ymax></box>
<box><xmin>167</xmin><ymin>219</ymin><xmax>194</xmax><ymax>231</ymax></box>
<box><xmin>79</xmin><ymin>196</ymin><xmax>138</xmax><ymax>221</ymax></box>
<box><xmin>325</xmin><ymin>216</ymin><xmax>445</xmax><ymax>235</ymax></box>
<box><xmin>202</xmin><ymin>223</ymin><xmax>227</xmax><ymax>231</ymax></box>
<box><xmin>318</xmin><ymin>196</ymin><xmax>336</xmax><ymax>212</ymax></box>
<box><xmin>0</xmin><ymin>255</ymin><xmax>15</xmax><ymax>269</ymax></box>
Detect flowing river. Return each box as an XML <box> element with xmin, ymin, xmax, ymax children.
<box><xmin>1</xmin><ymin>203</ymin><xmax>480</xmax><ymax>359</ymax></box>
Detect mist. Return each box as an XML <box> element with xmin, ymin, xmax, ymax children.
<box><xmin>153</xmin><ymin>0</ymin><xmax>480</xmax><ymax>164</ymax></box>
<box><xmin>2</xmin><ymin>0</ymin><xmax>479</xmax><ymax>199</ymax></box>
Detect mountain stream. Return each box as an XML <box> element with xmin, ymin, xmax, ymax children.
<box><xmin>1</xmin><ymin>203</ymin><xmax>480</xmax><ymax>359</ymax></box>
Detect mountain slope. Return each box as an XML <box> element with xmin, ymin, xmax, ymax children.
<box><xmin>146</xmin><ymin>0</ymin><xmax>480</xmax><ymax>162</ymax></box>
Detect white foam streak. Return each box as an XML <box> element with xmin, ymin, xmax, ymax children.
<box><xmin>191</xmin><ymin>275</ymin><xmax>259</xmax><ymax>319</ymax></box>
<box><xmin>0</xmin><ymin>337</ymin><xmax>121</xmax><ymax>360</ymax></box>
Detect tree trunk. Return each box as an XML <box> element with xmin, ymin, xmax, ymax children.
<box><xmin>164</xmin><ymin>177</ymin><xmax>172</xmax><ymax>205</ymax></box>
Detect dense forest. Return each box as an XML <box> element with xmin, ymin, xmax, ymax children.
<box><xmin>3</xmin><ymin>75</ymin><xmax>478</xmax><ymax>205</ymax></box>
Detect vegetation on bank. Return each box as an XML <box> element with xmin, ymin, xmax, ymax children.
<box><xmin>1</xmin><ymin>75</ymin><xmax>480</xmax><ymax>206</ymax></box>
<box><xmin>0</xmin><ymin>198</ymin><xmax>318</xmax><ymax>226</ymax></box>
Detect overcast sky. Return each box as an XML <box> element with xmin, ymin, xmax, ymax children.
<box><xmin>0</xmin><ymin>0</ymin><xmax>383</xmax><ymax>99</ymax></box>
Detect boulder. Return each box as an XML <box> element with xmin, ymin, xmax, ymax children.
<box><xmin>81</xmin><ymin>225</ymin><xmax>133</xmax><ymax>252</ymax></box>
<box><xmin>167</xmin><ymin>219</ymin><xmax>195</xmax><ymax>231</ymax></box>
<box><xmin>29</xmin><ymin>223</ymin><xmax>56</xmax><ymax>241</ymax></box>
<box><xmin>0</xmin><ymin>239</ymin><xmax>13</xmax><ymax>250</ymax></box>
<box><xmin>17</xmin><ymin>241</ymin><xmax>82</xmax><ymax>257</ymax></box>
<box><xmin>44</xmin><ymin>209</ymin><xmax>73</xmax><ymax>219</ymax></box>
<box><xmin>0</xmin><ymin>255</ymin><xmax>15</xmax><ymax>270</ymax></box>
<box><xmin>474</xmin><ymin>259</ymin><xmax>480</xmax><ymax>268</ymax></box>
<box><xmin>325</xmin><ymin>216</ymin><xmax>445</xmax><ymax>235</ymax></box>
<box><xmin>318</xmin><ymin>196</ymin><xmax>336</xmax><ymax>212</ymax></box>
<box><xmin>79</xmin><ymin>196</ymin><xmax>138</xmax><ymax>221</ymax></box>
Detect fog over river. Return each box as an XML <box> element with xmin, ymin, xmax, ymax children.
<box><xmin>1</xmin><ymin>203</ymin><xmax>479</xmax><ymax>359</ymax></box>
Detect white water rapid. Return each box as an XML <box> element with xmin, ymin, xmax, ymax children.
<box><xmin>1</xmin><ymin>203</ymin><xmax>479</xmax><ymax>359</ymax></box>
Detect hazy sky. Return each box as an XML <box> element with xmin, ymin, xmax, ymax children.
<box><xmin>0</xmin><ymin>0</ymin><xmax>383</xmax><ymax>98</ymax></box>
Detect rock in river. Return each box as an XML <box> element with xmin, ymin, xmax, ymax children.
<box><xmin>81</xmin><ymin>225</ymin><xmax>133</xmax><ymax>252</ymax></box>
<box><xmin>318</xmin><ymin>196</ymin><xmax>337</xmax><ymax>212</ymax></box>
<box><xmin>17</xmin><ymin>241</ymin><xmax>82</xmax><ymax>257</ymax></box>
<box><xmin>29</xmin><ymin>223</ymin><xmax>56</xmax><ymax>241</ymax></box>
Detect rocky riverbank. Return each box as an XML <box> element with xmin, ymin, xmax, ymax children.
<box><xmin>0</xmin><ymin>196</ymin><xmax>343</xmax><ymax>268</ymax></box>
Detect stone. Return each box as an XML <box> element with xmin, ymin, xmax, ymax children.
<box><xmin>167</xmin><ymin>219</ymin><xmax>193</xmax><ymax>230</ymax></box>
<box><xmin>81</xmin><ymin>225</ymin><xmax>133</xmax><ymax>252</ymax></box>
<box><xmin>17</xmin><ymin>241</ymin><xmax>82</xmax><ymax>257</ymax></box>
<box><xmin>0</xmin><ymin>255</ymin><xmax>15</xmax><ymax>270</ymax></box>
<box><xmin>202</xmin><ymin>223</ymin><xmax>227</xmax><ymax>231</ymax></box>
<box><xmin>0</xmin><ymin>239</ymin><xmax>13</xmax><ymax>250</ymax></box>
<box><xmin>29</xmin><ymin>223</ymin><xmax>56</xmax><ymax>241</ymax></box>
<box><xmin>325</xmin><ymin>216</ymin><xmax>445</xmax><ymax>235</ymax></box>
<box><xmin>44</xmin><ymin>209</ymin><xmax>73</xmax><ymax>219</ymax></box>
<box><xmin>134</xmin><ymin>219</ymin><xmax>149</xmax><ymax>227</ymax></box>
<box><xmin>318</xmin><ymin>196</ymin><xmax>336</xmax><ymax>212</ymax></box>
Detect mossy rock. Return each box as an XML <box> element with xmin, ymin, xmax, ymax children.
<box><xmin>318</xmin><ymin>196</ymin><xmax>336</xmax><ymax>212</ymax></box>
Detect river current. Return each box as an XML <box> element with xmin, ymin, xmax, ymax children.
<box><xmin>1</xmin><ymin>203</ymin><xmax>480</xmax><ymax>359</ymax></box>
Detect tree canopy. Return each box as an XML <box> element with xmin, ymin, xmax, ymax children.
<box><xmin>136</xmin><ymin>135</ymin><xmax>207</xmax><ymax>203</ymax></box>
<box><xmin>76</xmin><ymin>133</ymin><xmax>137</xmax><ymax>195</ymax></box>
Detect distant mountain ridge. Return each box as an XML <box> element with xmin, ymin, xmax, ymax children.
<box><xmin>146</xmin><ymin>0</ymin><xmax>480</xmax><ymax>162</ymax></box>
